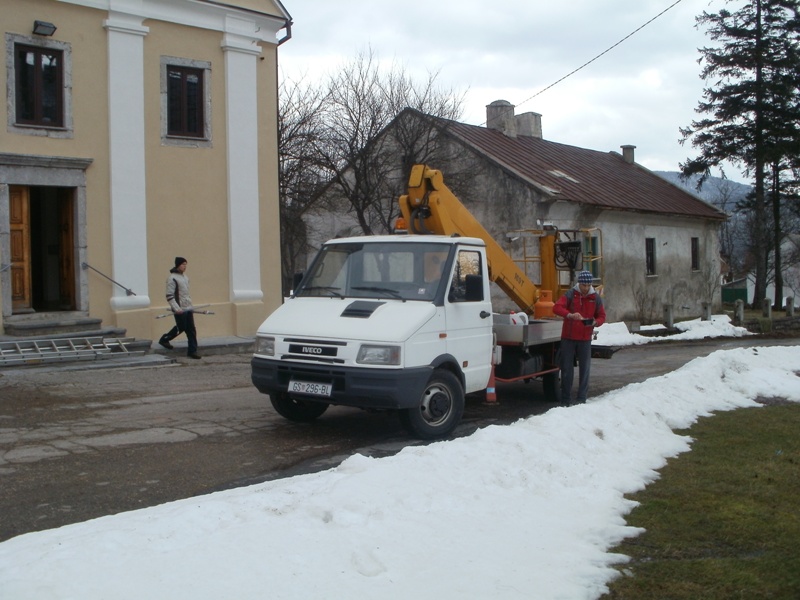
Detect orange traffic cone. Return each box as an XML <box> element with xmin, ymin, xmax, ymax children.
<box><xmin>485</xmin><ymin>365</ymin><xmax>497</xmax><ymax>403</ymax></box>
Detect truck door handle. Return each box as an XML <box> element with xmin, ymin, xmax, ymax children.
<box><xmin>480</xmin><ymin>311</ymin><xmax>491</xmax><ymax>319</ymax></box>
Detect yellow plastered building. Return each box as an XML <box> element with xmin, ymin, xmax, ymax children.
<box><xmin>0</xmin><ymin>0</ymin><xmax>291</xmax><ymax>340</ymax></box>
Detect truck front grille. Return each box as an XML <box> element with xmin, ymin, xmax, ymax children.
<box><xmin>281</xmin><ymin>337</ymin><xmax>346</xmax><ymax>364</ymax></box>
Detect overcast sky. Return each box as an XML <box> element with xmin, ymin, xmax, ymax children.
<box><xmin>277</xmin><ymin>0</ymin><xmax>750</xmax><ymax>183</ymax></box>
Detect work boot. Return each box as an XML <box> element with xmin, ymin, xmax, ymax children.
<box><xmin>158</xmin><ymin>337</ymin><xmax>173</xmax><ymax>350</ymax></box>
<box><xmin>187</xmin><ymin>353</ymin><xmax>202</xmax><ymax>359</ymax></box>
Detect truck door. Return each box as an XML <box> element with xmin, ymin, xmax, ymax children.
<box><xmin>444</xmin><ymin>247</ymin><xmax>493</xmax><ymax>392</ymax></box>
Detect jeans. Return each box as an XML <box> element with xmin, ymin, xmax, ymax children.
<box><xmin>559</xmin><ymin>338</ymin><xmax>592</xmax><ymax>404</ymax></box>
<box><xmin>162</xmin><ymin>311</ymin><xmax>198</xmax><ymax>355</ymax></box>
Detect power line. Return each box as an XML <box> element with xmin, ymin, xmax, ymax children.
<box><xmin>488</xmin><ymin>0</ymin><xmax>686</xmax><ymax>122</ymax></box>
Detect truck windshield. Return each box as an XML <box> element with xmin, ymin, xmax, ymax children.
<box><xmin>296</xmin><ymin>241</ymin><xmax>452</xmax><ymax>301</ymax></box>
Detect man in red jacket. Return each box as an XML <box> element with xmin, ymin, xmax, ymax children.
<box><xmin>552</xmin><ymin>270</ymin><xmax>606</xmax><ymax>405</ymax></box>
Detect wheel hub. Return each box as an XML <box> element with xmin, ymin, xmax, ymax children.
<box><xmin>425</xmin><ymin>390</ymin><xmax>451</xmax><ymax>420</ymax></box>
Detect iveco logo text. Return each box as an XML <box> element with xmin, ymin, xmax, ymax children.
<box><xmin>301</xmin><ymin>346</ymin><xmax>323</xmax><ymax>354</ymax></box>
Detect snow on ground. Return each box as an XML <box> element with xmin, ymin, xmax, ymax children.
<box><xmin>594</xmin><ymin>313</ymin><xmax>754</xmax><ymax>347</ymax></box>
<box><xmin>1</xmin><ymin>316</ymin><xmax>797</xmax><ymax>600</ymax></box>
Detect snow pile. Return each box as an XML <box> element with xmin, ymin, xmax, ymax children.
<box><xmin>1</xmin><ymin>336</ymin><xmax>797</xmax><ymax>599</ymax></box>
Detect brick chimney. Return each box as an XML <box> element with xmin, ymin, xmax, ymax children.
<box><xmin>621</xmin><ymin>145</ymin><xmax>636</xmax><ymax>164</ymax></box>
<box><xmin>486</xmin><ymin>100</ymin><xmax>517</xmax><ymax>138</ymax></box>
<box><xmin>515</xmin><ymin>111</ymin><xmax>542</xmax><ymax>139</ymax></box>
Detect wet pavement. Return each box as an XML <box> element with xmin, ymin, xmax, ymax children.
<box><xmin>1</xmin><ymin>335</ymin><xmax>798</xmax><ymax>542</ymax></box>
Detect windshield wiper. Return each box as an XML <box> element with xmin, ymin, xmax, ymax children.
<box><xmin>301</xmin><ymin>286</ymin><xmax>344</xmax><ymax>298</ymax></box>
<box><xmin>351</xmin><ymin>286</ymin><xmax>403</xmax><ymax>299</ymax></box>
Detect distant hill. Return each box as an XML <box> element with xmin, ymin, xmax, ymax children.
<box><xmin>654</xmin><ymin>171</ymin><xmax>751</xmax><ymax>211</ymax></box>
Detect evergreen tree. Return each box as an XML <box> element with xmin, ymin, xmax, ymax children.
<box><xmin>680</xmin><ymin>0</ymin><xmax>800</xmax><ymax>307</ymax></box>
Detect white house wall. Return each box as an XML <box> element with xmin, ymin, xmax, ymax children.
<box><xmin>580</xmin><ymin>211</ymin><xmax>721</xmax><ymax>324</ymax></box>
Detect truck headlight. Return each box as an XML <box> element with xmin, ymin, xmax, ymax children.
<box><xmin>255</xmin><ymin>335</ymin><xmax>275</xmax><ymax>356</ymax></box>
<box><xmin>356</xmin><ymin>344</ymin><xmax>400</xmax><ymax>365</ymax></box>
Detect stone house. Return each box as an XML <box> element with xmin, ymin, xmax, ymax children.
<box><xmin>0</xmin><ymin>0</ymin><xmax>290</xmax><ymax>340</ymax></box>
<box><xmin>306</xmin><ymin>100</ymin><xmax>728</xmax><ymax>323</ymax></box>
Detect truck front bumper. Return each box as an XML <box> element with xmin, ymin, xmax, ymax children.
<box><xmin>251</xmin><ymin>356</ymin><xmax>432</xmax><ymax>410</ymax></box>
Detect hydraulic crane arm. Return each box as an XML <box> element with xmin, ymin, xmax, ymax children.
<box><xmin>398</xmin><ymin>165</ymin><xmax>543</xmax><ymax>315</ymax></box>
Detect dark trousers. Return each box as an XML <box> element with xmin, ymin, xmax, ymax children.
<box><xmin>559</xmin><ymin>338</ymin><xmax>592</xmax><ymax>404</ymax></box>
<box><xmin>162</xmin><ymin>311</ymin><xmax>197</xmax><ymax>355</ymax></box>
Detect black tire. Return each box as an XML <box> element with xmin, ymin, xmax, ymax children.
<box><xmin>270</xmin><ymin>392</ymin><xmax>329</xmax><ymax>422</ymax></box>
<box><xmin>400</xmin><ymin>370</ymin><xmax>464</xmax><ymax>440</ymax></box>
<box><xmin>543</xmin><ymin>372</ymin><xmax>562</xmax><ymax>403</ymax></box>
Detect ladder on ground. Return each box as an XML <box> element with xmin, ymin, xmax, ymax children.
<box><xmin>0</xmin><ymin>337</ymin><xmax>144</xmax><ymax>368</ymax></box>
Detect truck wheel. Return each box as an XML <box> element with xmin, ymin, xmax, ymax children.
<box><xmin>401</xmin><ymin>370</ymin><xmax>464</xmax><ymax>440</ymax></box>
<box><xmin>270</xmin><ymin>392</ymin><xmax>329</xmax><ymax>422</ymax></box>
<box><xmin>543</xmin><ymin>372</ymin><xmax>561</xmax><ymax>403</ymax></box>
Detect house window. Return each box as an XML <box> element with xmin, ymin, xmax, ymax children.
<box><xmin>167</xmin><ymin>66</ymin><xmax>203</xmax><ymax>136</ymax></box>
<box><xmin>6</xmin><ymin>34</ymin><xmax>72</xmax><ymax>137</ymax></box>
<box><xmin>645</xmin><ymin>237</ymin><xmax>657</xmax><ymax>276</ymax></box>
<box><xmin>691</xmin><ymin>237</ymin><xmax>700</xmax><ymax>271</ymax></box>
<box><xmin>583</xmin><ymin>235</ymin><xmax>600</xmax><ymax>278</ymax></box>
<box><xmin>161</xmin><ymin>57</ymin><xmax>211</xmax><ymax>145</ymax></box>
<box><xmin>15</xmin><ymin>44</ymin><xmax>63</xmax><ymax>127</ymax></box>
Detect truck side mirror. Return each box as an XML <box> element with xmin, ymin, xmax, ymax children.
<box><xmin>464</xmin><ymin>274</ymin><xmax>484</xmax><ymax>302</ymax></box>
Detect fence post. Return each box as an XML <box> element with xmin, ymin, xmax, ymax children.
<box><xmin>701</xmin><ymin>302</ymin><xmax>711</xmax><ymax>321</ymax></box>
<box><xmin>762</xmin><ymin>298</ymin><xmax>772</xmax><ymax>319</ymax></box>
<box><xmin>734</xmin><ymin>299</ymin><xmax>744</xmax><ymax>325</ymax></box>
<box><xmin>663</xmin><ymin>303</ymin><xmax>674</xmax><ymax>329</ymax></box>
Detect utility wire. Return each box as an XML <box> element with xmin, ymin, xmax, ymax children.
<box><xmin>486</xmin><ymin>0</ymin><xmax>685</xmax><ymax>123</ymax></box>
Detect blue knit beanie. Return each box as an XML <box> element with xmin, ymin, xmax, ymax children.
<box><xmin>577</xmin><ymin>270</ymin><xmax>593</xmax><ymax>284</ymax></box>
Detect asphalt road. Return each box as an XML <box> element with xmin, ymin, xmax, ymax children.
<box><xmin>1</xmin><ymin>335</ymin><xmax>798</xmax><ymax>543</ymax></box>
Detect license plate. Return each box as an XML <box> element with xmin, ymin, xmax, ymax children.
<box><xmin>289</xmin><ymin>380</ymin><xmax>332</xmax><ymax>397</ymax></box>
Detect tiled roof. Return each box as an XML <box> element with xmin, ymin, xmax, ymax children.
<box><xmin>428</xmin><ymin>115</ymin><xmax>726</xmax><ymax>221</ymax></box>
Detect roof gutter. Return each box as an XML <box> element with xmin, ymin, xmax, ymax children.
<box><xmin>277</xmin><ymin>19</ymin><xmax>292</xmax><ymax>45</ymax></box>
<box><xmin>271</xmin><ymin>0</ymin><xmax>293</xmax><ymax>45</ymax></box>
<box><xmin>195</xmin><ymin>0</ymin><xmax>293</xmax><ymax>45</ymax></box>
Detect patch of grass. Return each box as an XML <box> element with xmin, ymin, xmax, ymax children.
<box><xmin>604</xmin><ymin>401</ymin><xmax>800</xmax><ymax>599</ymax></box>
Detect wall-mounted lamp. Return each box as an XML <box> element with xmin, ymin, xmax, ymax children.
<box><xmin>32</xmin><ymin>20</ymin><xmax>57</xmax><ymax>36</ymax></box>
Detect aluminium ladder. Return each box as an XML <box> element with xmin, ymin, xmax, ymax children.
<box><xmin>0</xmin><ymin>337</ymin><xmax>144</xmax><ymax>368</ymax></box>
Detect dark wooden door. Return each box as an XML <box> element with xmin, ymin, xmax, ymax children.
<box><xmin>58</xmin><ymin>189</ymin><xmax>75</xmax><ymax>309</ymax></box>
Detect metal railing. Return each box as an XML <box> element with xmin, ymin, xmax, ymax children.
<box><xmin>81</xmin><ymin>262</ymin><xmax>137</xmax><ymax>296</ymax></box>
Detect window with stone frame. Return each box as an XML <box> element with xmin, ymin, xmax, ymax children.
<box><xmin>6</xmin><ymin>34</ymin><xmax>72</xmax><ymax>137</ymax></box>
<box><xmin>15</xmin><ymin>44</ymin><xmax>63</xmax><ymax>127</ymax></box>
<box><xmin>161</xmin><ymin>57</ymin><xmax>211</xmax><ymax>145</ymax></box>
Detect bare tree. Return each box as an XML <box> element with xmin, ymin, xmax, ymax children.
<box><xmin>785</xmin><ymin>233</ymin><xmax>800</xmax><ymax>299</ymax></box>
<box><xmin>277</xmin><ymin>76</ymin><xmax>328</xmax><ymax>294</ymax></box>
<box><xmin>630</xmin><ymin>282</ymin><xmax>660</xmax><ymax>324</ymax></box>
<box><xmin>314</xmin><ymin>47</ymin><xmax>465</xmax><ymax>235</ymax></box>
<box><xmin>713</xmin><ymin>179</ymin><xmax>748</xmax><ymax>280</ymax></box>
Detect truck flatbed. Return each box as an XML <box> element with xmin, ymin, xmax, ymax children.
<box><xmin>492</xmin><ymin>315</ymin><xmax>562</xmax><ymax>346</ymax></box>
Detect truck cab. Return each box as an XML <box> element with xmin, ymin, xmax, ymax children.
<box><xmin>251</xmin><ymin>234</ymin><xmax>494</xmax><ymax>439</ymax></box>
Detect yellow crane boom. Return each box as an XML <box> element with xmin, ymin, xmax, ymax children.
<box><xmin>398</xmin><ymin>165</ymin><xmax>557</xmax><ymax>315</ymax></box>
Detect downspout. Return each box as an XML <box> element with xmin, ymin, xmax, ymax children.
<box><xmin>277</xmin><ymin>19</ymin><xmax>292</xmax><ymax>45</ymax></box>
